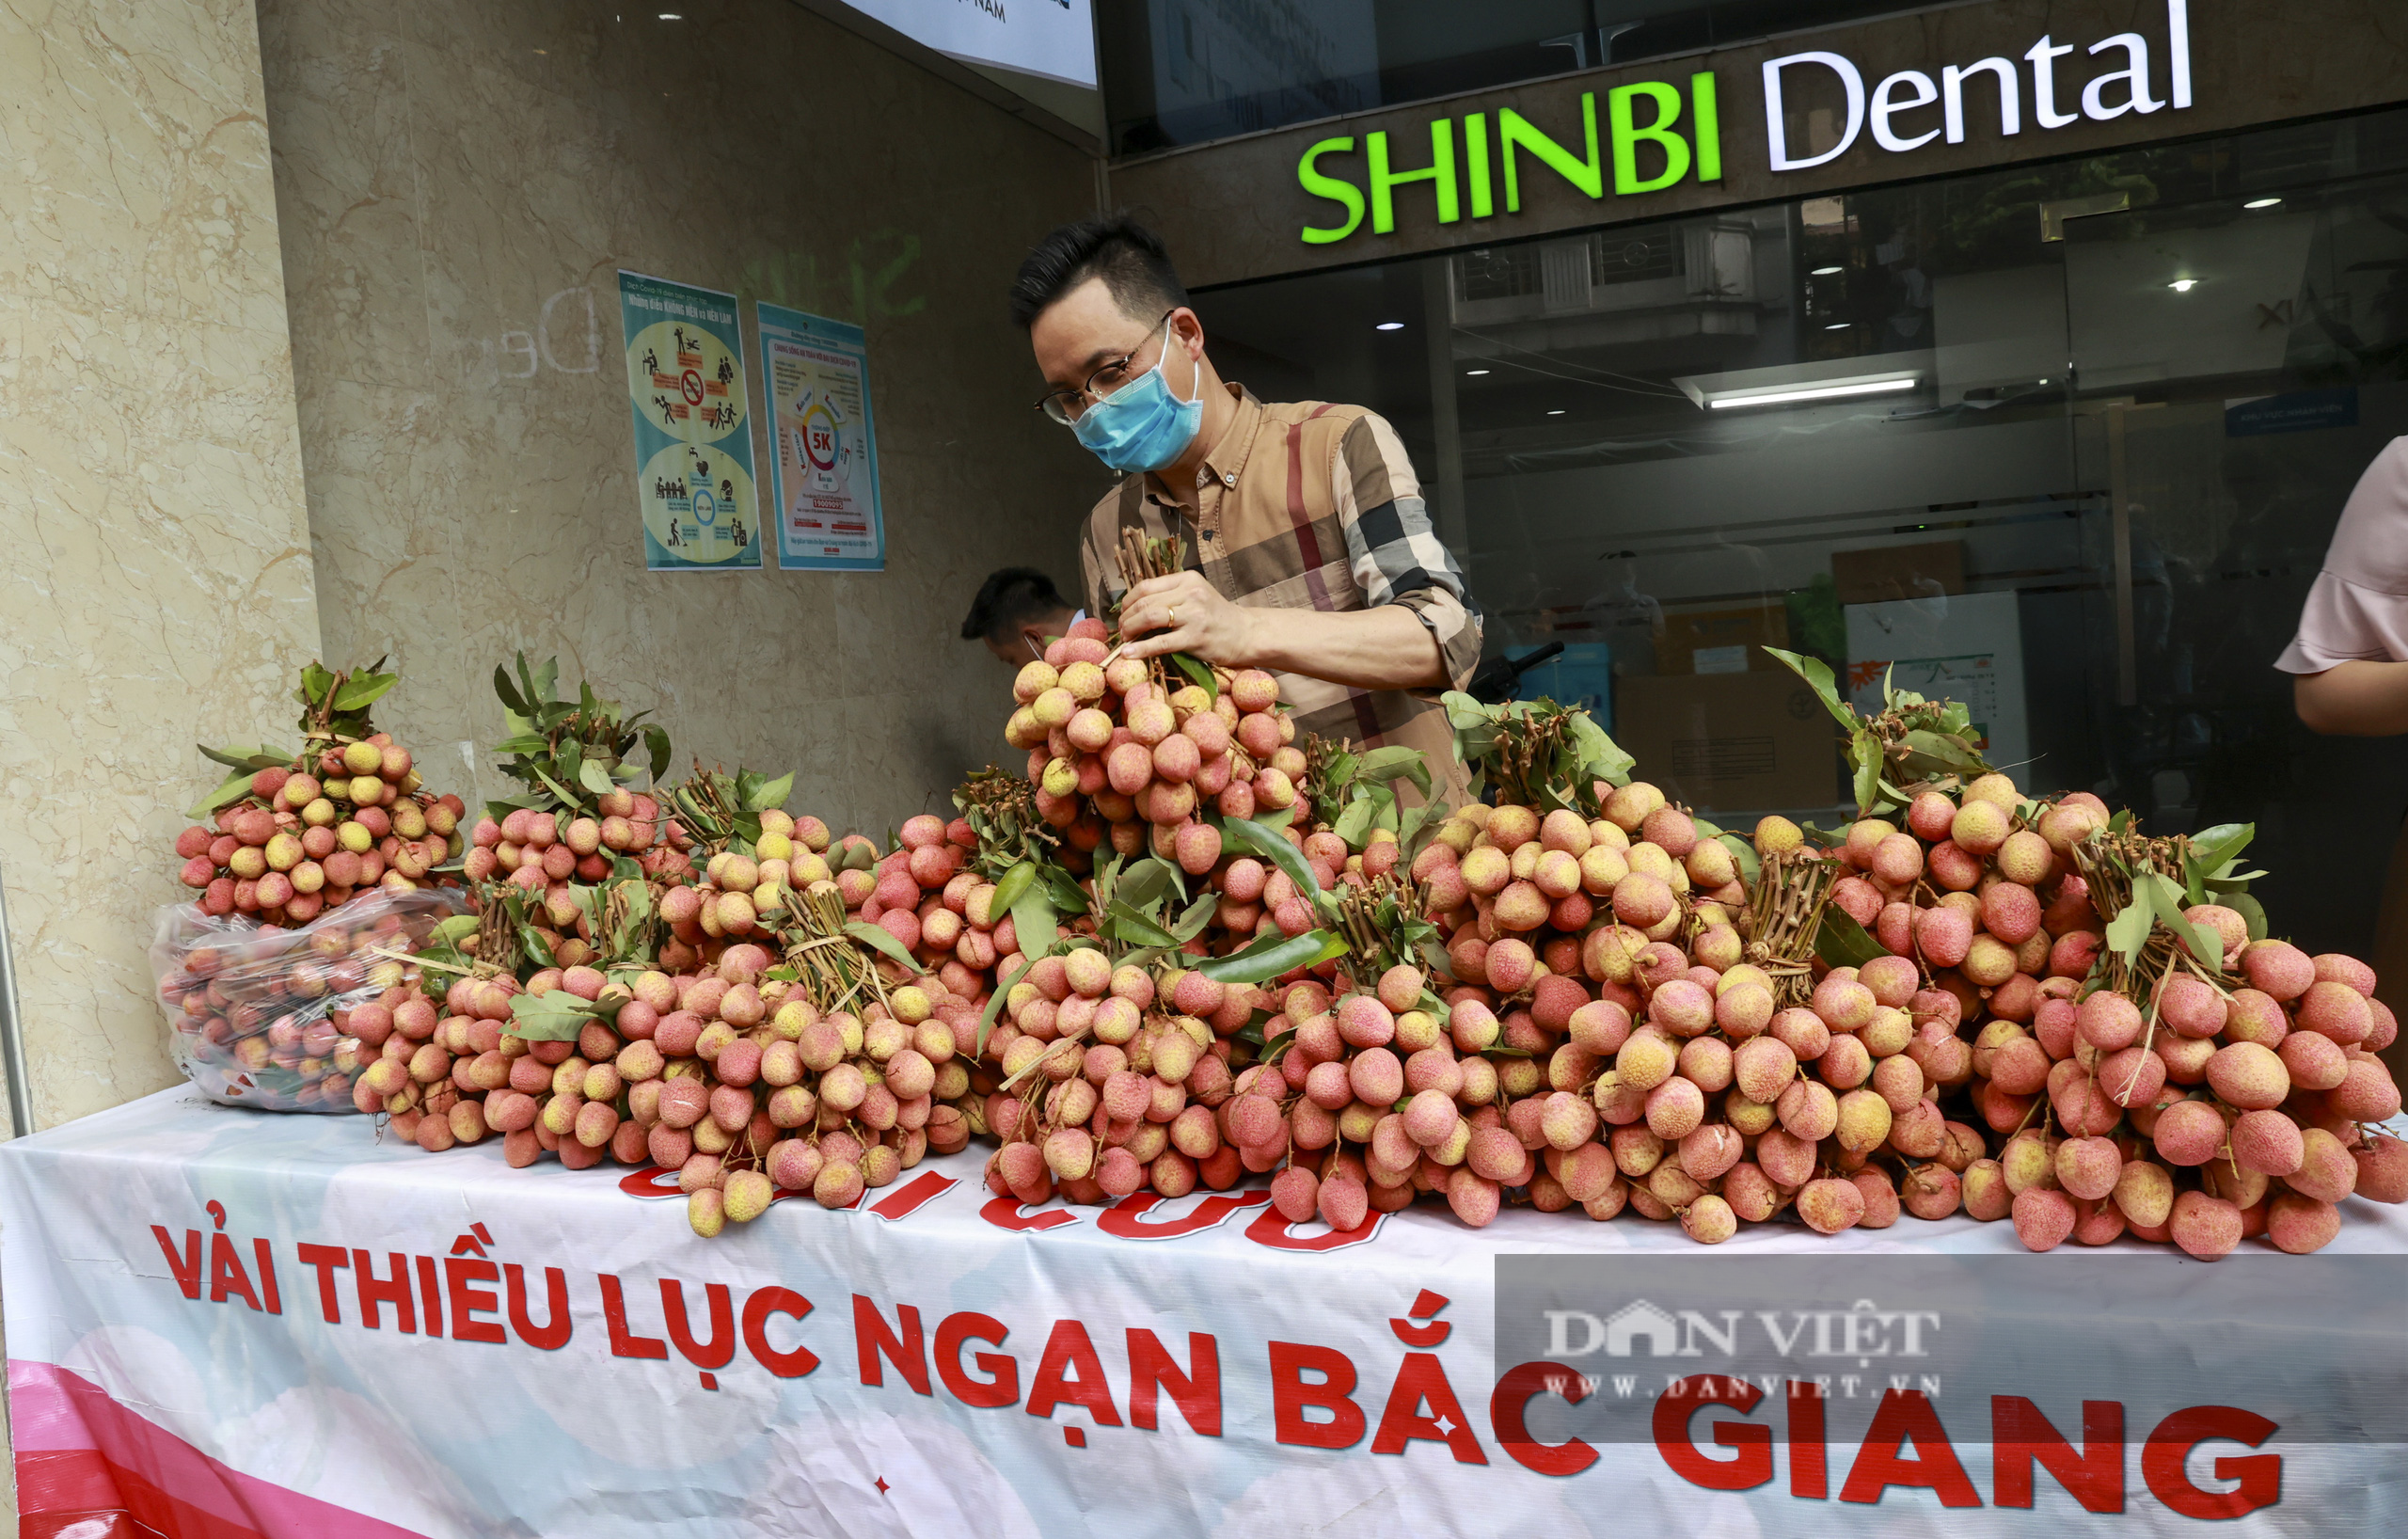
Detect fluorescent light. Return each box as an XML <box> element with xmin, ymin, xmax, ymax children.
<box><xmin>2168</xmin><ymin>278</ymin><xmax>2197</xmax><ymax>293</ymax></box>
<box><xmin>1464</xmin><ymin>368</ymin><xmax>1490</xmax><ymax>375</ymax></box>
<box><xmin>1546</xmin><ymin>408</ymin><xmax>1565</xmax><ymax>415</ymax></box>
<box><xmin>1374</xmin><ymin>321</ymin><xmax>1404</xmax><ymax>331</ymax></box>
<box><xmin>1706</xmin><ymin>377</ymin><xmax>1918</xmax><ymax>410</ymax></box>
<box><xmin>1811</xmin><ymin>265</ymin><xmax>1843</xmax><ymax>275</ymax></box>
<box><xmin>1823</xmin><ymin>322</ymin><xmax>1850</xmax><ymax>330</ymax></box>
<box><xmin>658</xmin><ymin>11</ymin><xmax>682</xmax><ymax>18</ymax></box>
<box><xmin>2243</xmin><ymin>197</ymin><xmax>2282</xmax><ymax>210</ymax></box>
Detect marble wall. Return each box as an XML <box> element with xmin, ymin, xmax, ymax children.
<box><xmin>260</xmin><ymin>0</ymin><xmax>1105</xmax><ymax>841</ymax></box>
<box><xmin>0</xmin><ymin>0</ymin><xmax>320</xmax><ymax>1132</ymax></box>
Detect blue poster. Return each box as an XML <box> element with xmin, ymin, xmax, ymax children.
<box><xmin>618</xmin><ymin>271</ymin><xmax>761</xmax><ymax>571</ymax></box>
<box><xmin>758</xmin><ymin>303</ymin><xmax>885</xmax><ymax>572</ymax></box>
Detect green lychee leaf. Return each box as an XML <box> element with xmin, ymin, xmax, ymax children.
<box><xmin>186</xmin><ymin>768</ymin><xmax>259</xmax><ymax>819</ymax></box>
<box><xmin>1717</xmin><ymin>832</ymin><xmax>1761</xmax><ymax>885</ymax></box>
<box><xmin>1900</xmin><ymin>729</ymin><xmax>1987</xmax><ymax>776</ymax></box>
<box><xmin>1764</xmin><ymin>647</ymin><xmax>1856</xmax><ymax>732</ymax></box>
<box><xmin>1196</xmin><ymin>927</ymin><xmax>1348</xmax><ymax>984</ymax></box>
<box><xmin>492</xmin><ymin>663</ymin><xmax>527</xmax><ymax>715</ymax></box>
<box><xmin>1355</xmin><ymin>746</ymin><xmax>1429</xmax><ymax>793</ymax></box>
<box><xmin>1170</xmin><ymin>652</ymin><xmax>1216</xmax><ymax>700</ymax></box>
<box><xmin>2230</xmin><ymin>892</ymin><xmax>2270</xmax><ymax>943</ymax></box>
<box><xmin>976</xmin><ymin>958</ymin><xmax>1036</xmax><ymax>1056</ymax></box>
<box><xmin>643</xmin><ymin>726</ymin><xmax>672</xmax><ymax>784</ymax></box>
<box><xmin>197</xmin><ymin>742</ymin><xmax>290</xmax><ymax>772</ymax></box>
<box><xmin>1009</xmin><ymin>882</ymin><xmax>1057</xmax><ymax>961</ymax></box>
<box><xmin>1440</xmin><ymin>690</ymin><xmax>1490</xmax><ymax>732</ymax></box>
<box><xmin>1332</xmin><ymin>796</ymin><xmax>1375</xmax><ymax>849</ymax></box>
<box><xmin>1564</xmin><ymin>711</ymin><xmax>1634</xmax><ymax>793</ymax></box>
<box><xmin>1104</xmin><ymin>901</ymin><xmax>1179</xmax><ymax>949</ymax></box>
<box><xmin>506</xmin><ymin>991</ymin><xmax>593</xmax><ymax>1041</ymax></box>
<box><xmin>1850</xmin><ymin>734</ymin><xmax>1884</xmax><ymax>818</ymax></box>
<box><xmin>427</xmin><ymin>914</ymin><xmax>481</xmax><ymax>946</ymax></box>
<box><xmin>1223</xmin><ymin>815</ymin><xmax>1322</xmax><ymax>905</ymax></box>
<box><xmin>332</xmin><ymin>673</ymin><xmax>398</xmax><ymax>713</ymax></box>
<box><xmin>579</xmin><ymin>760</ymin><xmax>618</xmax><ymax>796</ymax></box>
<box><xmin>1171</xmin><ymin>893</ymin><xmax>1217</xmax><ymax>944</ymax></box>
<box><xmin>301</xmin><ymin>662</ymin><xmax>337</xmax><ymax>706</ymax></box>
<box><xmin>844</xmin><ymin>919</ymin><xmax>919</xmax><ymax>973</ymax></box>
<box><xmin>2142</xmin><ymin>872</ymin><xmax>2219</xmax><ymax>966</ymax></box>
<box><xmin>1040</xmin><ymin>865</ymin><xmax>1090</xmax><ymax>916</ymax></box>
<box><xmin>532</xmin><ymin>657</ymin><xmax>560</xmax><ymax>705</ymax></box>
<box><xmin>1813</xmin><ymin>906</ymin><xmax>1884</xmax><ymax>969</ymax></box>
<box><xmin>1110</xmin><ymin>858</ymin><xmax>1168</xmax><ymax>913</ymax></box>
<box><xmin>990</xmin><ymin>861</ymin><xmax>1037</xmax><ymax>917</ymax></box>
<box><xmin>528</xmin><ymin>765</ymin><xmax>579</xmax><ymax>810</ymax></box>
<box><xmin>744</xmin><ymin>772</ymin><xmax>794</xmax><ymax>813</ymax></box>
<box><xmin>2104</xmin><ymin>881</ymin><xmax>2157</xmax><ymax>962</ymax></box>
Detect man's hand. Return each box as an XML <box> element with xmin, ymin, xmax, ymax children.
<box><xmin>1116</xmin><ymin>570</ymin><xmax>1256</xmax><ymax>666</ymax></box>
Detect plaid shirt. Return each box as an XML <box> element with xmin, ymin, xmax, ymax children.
<box><xmin>1078</xmin><ymin>386</ymin><xmax>1482</xmax><ymax>781</ymax></box>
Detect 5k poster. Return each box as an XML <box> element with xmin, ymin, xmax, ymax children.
<box><xmin>759</xmin><ymin>303</ymin><xmax>885</xmax><ymax>572</ymax></box>
<box><xmin>619</xmin><ymin>271</ymin><xmax>761</xmax><ymax>572</ymax></box>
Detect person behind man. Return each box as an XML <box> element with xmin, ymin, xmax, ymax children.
<box><xmin>2281</xmin><ymin>435</ymin><xmax>2408</xmax><ymax>1073</ymax></box>
<box><xmin>2285</xmin><ymin>436</ymin><xmax>2408</xmax><ymax>732</ymax></box>
<box><xmin>960</xmin><ymin>566</ymin><xmax>1079</xmax><ymax>667</ymax></box>
<box><xmin>1008</xmin><ymin>214</ymin><xmax>1481</xmax><ymax>785</ymax></box>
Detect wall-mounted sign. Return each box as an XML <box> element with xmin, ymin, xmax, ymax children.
<box><xmin>618</xmin><ymin>271</ymin><xmax>760</xmax><ymax>573</ymax></box>
<box><xmin>1291</xmin><ymin>0</ymin><xmax>2194</xmax><ymax>247</ymax></box>
<box><xmin>837</xmin><ymin>0</ymin><xmax>1095</xmax><ymax>88</ymax></box>
<box><xmin>758</xmin><ymin>303</ymin><xmax>886</xmax><ymax>573</ymax></box>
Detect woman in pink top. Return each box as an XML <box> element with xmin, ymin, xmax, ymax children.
<box><xmin>2283</xmin><ymin>437</ymin><xmax>2408</xmax><ymax>733</ymax></box>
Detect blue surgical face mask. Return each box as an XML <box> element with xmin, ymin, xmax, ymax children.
<box><xmin>1072</xmin><ymin>319</ymin><xmax>1203</xmax><ymax>475</ymax></box>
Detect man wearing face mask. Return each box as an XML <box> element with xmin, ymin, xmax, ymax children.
<box><xmin>1010</xmin><ymin>214</ymin><xmax>1483</xmax><ymax>787</ymax></box>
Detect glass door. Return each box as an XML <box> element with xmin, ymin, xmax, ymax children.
<box><xmin>2060</xmin><ymin>156</ymin><xmax>2408</xmax><ymax>958</ymax></box>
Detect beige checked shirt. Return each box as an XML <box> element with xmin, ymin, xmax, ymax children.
<box><xmin>1077</xmin><ymin>386</ymin><xmax>1482</xmax><ymax>794</ymax></box>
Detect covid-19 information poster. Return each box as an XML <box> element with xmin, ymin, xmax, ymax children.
<box><xmin>618</xmin><ymin>271</ymin><xmax>761</xmax><ymax>572</ymax></box>
<box><xmin>759</xmin><ymin>302</ymin><xmax>885</xmax><ymax>573</ymax></box>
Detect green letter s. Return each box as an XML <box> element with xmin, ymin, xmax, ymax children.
<box><xmin>1298</xmin><ymin>138</ymin><xmax>1365</xmax><ymax>245</ymax></box>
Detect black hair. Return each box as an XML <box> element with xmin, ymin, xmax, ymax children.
<box><xmin>961</xmin><ymin>567</ymin><xmax>1072</xmax><ymax>643</ymax></box>
<box><xmin>1008</xmin><ymin>213</ymin><xmax>1188</xmax><ymax>329</ymax></box>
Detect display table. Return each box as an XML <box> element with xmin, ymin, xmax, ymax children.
<box><xmin>4</xmin><ymin>1088</ymin><xmax>2404</xmax><ymax>1538</ymax></box>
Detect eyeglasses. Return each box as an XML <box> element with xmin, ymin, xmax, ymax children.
<box><xmin>1035</xmin><ymin>310</ymin><xmax>1175</xmax><ymax>426</ymax></box>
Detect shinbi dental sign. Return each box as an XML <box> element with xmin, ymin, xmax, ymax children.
<box><xmin>1294</xmin><ymin>0</ymin><xmax>2195</xmax><ymax>246</ymax></box>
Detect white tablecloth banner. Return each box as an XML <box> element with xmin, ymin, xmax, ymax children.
<box><xmin>3</xmin><ymin>1088</ymin><xmax>2404</xmax><ymax>1537</ymax></box>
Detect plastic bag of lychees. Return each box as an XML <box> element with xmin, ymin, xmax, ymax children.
<box><xmin>150</xmin><ymin>885</ymin><xmax>469</xmax><ymax>1114</ymax></box>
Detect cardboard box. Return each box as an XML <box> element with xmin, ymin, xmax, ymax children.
<box><xmin>1657</xmin><ymin>604</ymin><xmax>1790</xmax><ymax>676</ymax></box>
<box><xmin>1615</xmin><ymin>671</ymin><xmax>1842</xmax><ymax>814</ymax></box>
<box><xmin>1832</xmin><ymin>541</ymin><xmax>1965</xmax><ymax>606</ymax></box>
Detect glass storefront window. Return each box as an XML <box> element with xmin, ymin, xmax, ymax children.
<box><xmin>1100</xmin><ymin>0</ymin><xmax>1954</xmax><ymax>154</ymax></box>
<box><xmin>1189</xmin><ymin>105</ymin><xmax>2408</xmax><ymax>955</ymax></box>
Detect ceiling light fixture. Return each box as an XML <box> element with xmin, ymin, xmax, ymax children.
<box><xmin>1546</xmin><ymin>408</ymin><xmax>1566</xmax><ymax>416</ymax></box>
<box><xmin>2168</xmin><ymin>278</ymin><xmax>2197</xmax><ymax>293</ymax></box>
<box><xmin>1705</xmin><ymin>376</ymin><xmax>1919</xmax><ymax>411</ymax></box>
<box><xmin>2243</xmin><ymin>197</ymin><xmax>2283</xmax><ymax>210</ymax></box>
<box><xmin>1374</xmin><ymin>321</ymin><xmax>1404</xmax><ymax>331</ymax></box>
<box><xmin>1811</xmin><ymin>265</ymin><xmax>1843</xmax><ymax>275</ymax></box>
<box><xmin>1824</xmin><ymin>322</ymin><xmax>1850</xmax><ymax>330</ymax></box>
<box><xmin>1465</xmin><ymin>368</ymin><xmax>1491</xmax><ymax>375</ymax></box>
<box><xmin>658</xmin><ymin>11</ymin><xmax>683</xmax><ymax>19</ymax></box>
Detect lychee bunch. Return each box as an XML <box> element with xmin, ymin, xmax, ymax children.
<box><xmin>1003</xmin><ymin>618</ymin><xmax>1302</xmax><ymax>888</ymax></box>
<box><xmin>173</xmin><ymin>738</ymin><xmax>464</xmax><ymax>928</ymax></box>
<box><xmin>980</xmin><ymin>950</ymin><xmax>1259</xmax><ymax>1207</ymax></box>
